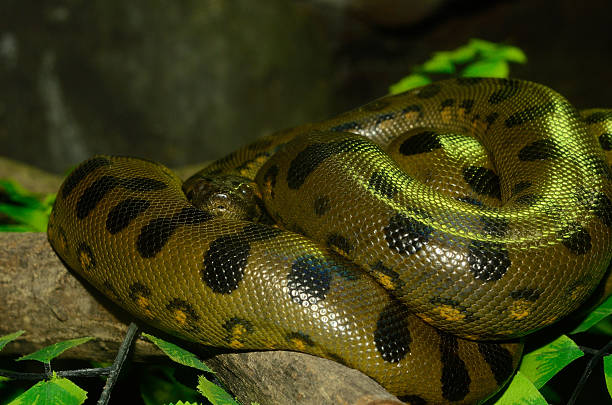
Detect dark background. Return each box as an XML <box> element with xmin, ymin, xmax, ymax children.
<box><xmin>1</xmin><ymin>0</ymin><xmax>611</xmax><ymax>174</ymax></box>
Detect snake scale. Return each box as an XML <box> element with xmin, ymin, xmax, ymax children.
<box><xmin>48</xmin><ymin>78</ymin><xmax>612</xmax><ymax>404</ymax></box>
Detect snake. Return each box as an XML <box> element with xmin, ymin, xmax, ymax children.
<box><xmin>47</xmin><ymin>78</ymin><xmax>612</xmax><ymax>404</ymax></box>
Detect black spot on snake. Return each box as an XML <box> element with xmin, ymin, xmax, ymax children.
<box><xmin>488</xmin><ymin>79</ymin><xmax>520</xmax><ymax>104</ymax></box>
<box><xmin>463</xmin><ymin>166</ymin><xmax>501</xmax><ymax>199</ymax></box>
<box><xmin>477</xmin><ymin>343</ymin><xmax>515</xmax><ymax>385</ymax></box>
<box><xmin>511</xmin><ymin>181</ymin><xmax>532</xmax><ymax>196</ymax></box>
<box><xmin>77</xmin><ymin>242</ymin><xmax>96</xmax><ymax>271</ymax></box>
<box><xmin>166</xmin><ymin>299</ymin><xmax>200</xmax><ymax>323</ymax></box>
<box><xmin>515</xmin><ymin>193</ymin><xmax>541</xmax><ymax>206</ymax></box>
<box><xmin>485</xmin><ymin>112</ymin><xmax>499</xmax><ymax>126</ymax></box>
<box><xmin>374</xmin><ymin>302</ymin><xmax>411</xmax><ymax>363</ymax></box>
<box><xmin>313</xmin><ymin>195</ymin><xmax>330</xmax><ymax>216</ymax></box>
<box><xmin>137</xmin><ymin>217</ymin><xmax>176</xmax><ymax>258</ymax></box>
<box><xmin>137</xmin><ymin>207</ymin><xmax>212</xmax><ymax>258</ymax></box>
<box><xmin>559</xmin><ymin>223</ymin><xmax>592</xmax><ymax>255</ymax></box>
<box><xmin>368</xmin><ymin>170</ymin><xmax>399</xmax><ymax>198</ymax></box>
<box><xmin>480</xmin><ymin>216</ymin><xmax>509</xmax><ymax>237</ymax></box>
<box><xmin>456</xmin><ymin>77</ymin><xmax>483</xmax><ymax>86</ymax></box>
<box><xmin>384</xmin><ymin>213</ymin><xmax>433</xmax><ymax>256</ymax></box>
<box><xmin>518</xmin><ymin>139</ymin><xmax>560</xmax><ymax>161</ymax></box>
<box><xmin>286</xmin><ymin>332</ymin><xmax>315</xmax><ymax>347</ymax></box>
<box><xmin>510</xmin><ymin>288</ymin><xmax>541</xmax><ymax>301</ymax></box>
<box><xmin>128</xmin><ymin>282</ymin><xmax>151</xmax><ymax>301</ymax></box>
<box><xmin>241</xmin><ymin>223</ymin><xmax>283</xmax><ymax>241</ymax></box>
<box><xmin>102</xmin><ymin>281</ymin><xmax>121</xmax><ymax>300</ymax></box>
<box><xmin>456</xmin><ymin>196</ymin><xmax>483</xmax><ymax>206</ymax></box>
<box><xmin>399</xmin><ymin>130</ymin><xmax>442</xmax><ymax>156</ymax></box>
<box><xmin>330</xmin><ymin>121</ymin><xmax>361</xmax><ymax>132</ymax></box>
<box><xmin>438</xmin><ymin>331</ymin><xmax>470</xmax><ymax>401</ymax></box>
<box><xmin>222</xmin><ymin>318</ymin><xmax>254</xmax><ymax>345</ymax></box>
<box><xmin>287</xmin><ymin>255</ymin><xmax>333</xmax><ymax>303</ymax></box>
<box><xmin>592</xmin><ymin>192</ymin><xmax>612</xmax><ymax>227</ymax></box>
<box><xmin>417</xmin><ymin>83</ymin><xmax>441</xmax><ymax>99</ymax></box>
<box><xmin>598</xmin><ymin>133</ymin><xmax>612</xmax><ymax>151</ymax></box>
<box><xmin>459</xmin><ymin>99</ymin><xmax>475</xmax><ymax>114</ymax></box>
<box><xmin>402</xmin><ymin>104</ymin><xmax>423</xmax><ymax>120</ymax></box>
<box><xmin>505</xmin><ymin>101</ymin><xmax>557</xmax><ymax>127</ymax></box>
<box><xmin>76</xmin><ymin>176</ymin><xmax>120</xmax><ymax>219</ymax></box>
<box><xmin>375</xmin><ymin>113</ymin><xmax>395</xmax><ymax>126</ymax></box>
<box><xmin>326</xmin><ymin>233</ymin><xmax>353</xmax><ymax>255</ymax></box>
<box><xmin>370</xmin><ymin>261</ymin><xmax>404</xmax><ymax>290</ymax></box>
<box><xmin>584</xmin><ymin>111</ymin><xmax>612</xmax><ymax>124</ymax></box>
<box><xmin>286</xmin><ymin>138</ymin><xmax>375</xmax><ymax>190</ymax></box>
<box><xmin>61</xmin><ymin>157</ymin><xmax>111</xmax><ymax>199</ymax></box>
<box><xmin>202</xmin><ymin>235</ymin><xmax>251</xmax><ymax>294</ymax></box>
<box><xmin>468</xmin><ymin>241</ymin><xmax>511</xmax><ymax>281</ymax></box>
<box><xmin>121</xmin><ymin>177</ymin><xmax>168</xmax><ymax>191</ymax></box>
<box><xmin>585</xmin><ymin>155</ymin><xmax>612</xmax><ymax>179</ymax></box>
<box><xmin>440</xmin><ymin>98</ymin><xmax>455</xmax><ymax>108</ymax></box>
<box><xmin>262</xmin><ymin>164</ymin><xmax>279</xmax><ymax>197</ymax></box>
<box><xmin>106</xmin><ymin>198</ymin><xmax>151</xmax><ymax>234</ymax></box>
<box><xmin>396</xmin><ymin>395</ymin><xmax>427</xmax><ymax>405</ymax></box>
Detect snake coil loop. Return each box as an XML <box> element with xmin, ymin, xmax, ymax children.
<box><xmin>48</xmin><ymin>78</ymin><xmax>612</xmax><ymax>404</ymax></box>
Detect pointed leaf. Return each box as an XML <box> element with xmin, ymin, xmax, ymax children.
<box><xmin>0</xmin><ymin>204</ymin><xmax>49</xmax><ymax>232</ymax></box>
<box><xmin>497</xmin><ymin>45</ymin><xmax>527</xmax><ymax>63</ymax></box>
<box><xmin>462</xmin><ymin>59</ymin><xmax>509</xmax><ymax>78</ymax></box>
<box><xmin>571</xmin><ymin>294</ymin><xmax>612</xmax><ymax>334</ymax></box>
<box><xmin>494</xmin><ymin>371</ymin><xmax>547</xmax><ymax>405</ymax></box>
<box><xmin>421</xmin><ymin>52</ymin><xmax>455</xmax><ymax>74</ymax></box>
<box><xmin>0</xmin><ymin>331</ymin><xmax>25</xmax><ymax>351</ymax></box>
<box><xmin>17</xmin><ymin>337</ymin><xmax>94</xmax><ymax>363</ymax></box>
<box><xmin>604</xmin><ymin>355</ymin><xmax>612</xmax><ymax>398</ymax></box>
<box><xmin>448</xmin><ymin>45</ymin><xmax>477</xmax><ymax>64</ymax></box>
<box><xmin>389</xmin><ymin>74</ymin><xmax>431</xmax><ymax>95</ymax></box>
<box><xmin>197</xmin><ymin>375</ymin><xmax>239</xmax><ymax>405</ymax></box>
<box><xmin>519</xmin><ymin>335</ymin><xmax>583</xmax><ymax>389</ymax></box>
<box><xmin>7</xmin><ymin>375</ymin><xmax>87</xmax><ymax>405</ymax></box>
<box><xmin>142</xmin><ymin>333</ymin><xmax>213</xmax><ymax>373</ymax></box>
<box><xmin>467</xmin><ymin>38</ymin><xmax>498</xmax><ymax>53</ymax></box>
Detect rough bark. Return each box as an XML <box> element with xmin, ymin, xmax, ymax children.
<box><xmin>0</xmin><ymin>233</ymin><xmax>402</xmax><ymax>405</ymax></box>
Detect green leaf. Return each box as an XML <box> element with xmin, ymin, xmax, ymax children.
<box><xmin>467</xmin><ymin>38</ymin><xmax>498</xmax><ymax>53</ymax></box>
<box><xmin>142</xmin><ymin>333</ymin><xmax>213</xmax><ymax>373</ymax></box>
<box><xmin>421</xmin><ymin>52</ymin><xmax>455</xmax><ymax>74</ymax></box>
<box><xmin>496</xmin><ymin>45</ymin><xmax>527</xmax><ymax>63</ymax></box>
<box><xmin>0</xmin><ymin>224</ymin><xmax>36</xmax><ymax>232</ymax></box>
<box><xmin>604</xmin><ymin>355</ymin><xmax>612</xmax><ymax>398</ymax></box>
<box><xmin>461</xmin><ymin>59</ymin><xmax>509</xmax><ymax>78</ymax></box>
<box><xmin>519</xmin><ymin>335</ymin><xmax>584</xmax><ymax>389</ymax></box>
<box><xmin>0</xmin><ymin>180</ymin><xmax>44</xmax><ymax>208</ymax></box>
<box><xmin>388</xmin><ymin>74</ymin><xmax>431</xmax><ymax>95</ymax></box>
<box><xmin>447</xmin><ymin>45</ymin><xmax>477</xmax><ymax>64</ymax></box>
<box><xmin>0</xmin><ymin>204</ymin><xmax>49</xmax><ymax>232</ymax></box>
<box><xmin>7</xmin><ymin>375</ymin><xmax>87</xmax><ymax>405</ymax></box>
<box><xmin>140</xmin><ymin>365</ymin><xmax>200</xmax><ymax>405</ymax></box>
<box><xmin>17</xmin><ymin>337</ymin><xmax>94</xmax><ymax>364</ymax></box>
<box><xmin>571</xmin><ymin>294</ymin><xmax>612</xmax><ymax>334</ymax></box>
<box><xmin>494</xmin><ymin>371</ymin><xmax>547</xmax><ymax>405</ymax></box>
<box><xmin>197</xmin><ymin>375</ymin><xmax>240</xmax><ymax>405</ymax></box>
<box><xmin>0</xmin><ymin>331</ymin><xmax>25</xmax><ymax>351</ymax></box>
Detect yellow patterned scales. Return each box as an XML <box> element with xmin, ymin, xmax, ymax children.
<box><xmin>47</xmin><ymin>78</ymin><xmax>612</xmax><ymax>404</ymax></box>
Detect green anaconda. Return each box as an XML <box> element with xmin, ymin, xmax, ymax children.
<box><xmin>47</xmin><ymin>78</ymin><xmax>612</xmax><ymax>404</ymax></box>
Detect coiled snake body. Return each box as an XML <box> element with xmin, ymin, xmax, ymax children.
<box><xmin>48</xmin><ymin>78</ymin><xmax>612</xmax><ymax>404</ymax></box>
